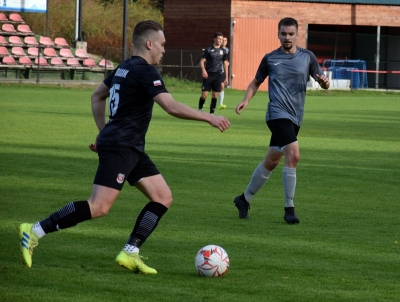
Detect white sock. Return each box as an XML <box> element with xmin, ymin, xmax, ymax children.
<box><xmin>219</xmin><ymin>91</ymin><xmax>224</xmax><ymax>105</ymax></box>
<box><xmin>282</xmin><ymin>167</ymin><xmax>296</xmax><ymax>207</ymax></box>
<box><xmin>32</xmin><ymin>222</ymin><xmax>45</xmax><ymax>239</ymax></box>
<box><xmin>124</xmin><ymin>244</ymin><xmax>139</xmax><ymax>254</ymax></box>
<box><xmin>244</xmin><ymin>162</ymin><xmax>271</xmax><ymax>202</ymax></box>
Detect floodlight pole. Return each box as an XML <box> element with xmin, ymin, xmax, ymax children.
<box><xmin>375</xmin><ymin>25</ymin><xmax>380</xmax><ymax>89</ymax></box>
<box><xmin>122</xmin><ymin>0</ymin><xmax>128</xmax><ymax>61</ymax></box>
<box><xmin>46</xmin><ymin>0</ymin><xmax>49</xmax><ymax>37</ymax></box>
<box><xmin>75</xmin><ymin>0</ymin><xmax>83</xmax><ymax>42</ymax></box>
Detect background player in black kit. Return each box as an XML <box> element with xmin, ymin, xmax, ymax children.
<box><xmin>198</xmin><ymin>32</ymin><xmax>229</xmax><ymax>114</ymax></box>
<box><xmin>18</xmin><ymin>20</ymin><xmax>230</xmax><ymax>274</ymax></box>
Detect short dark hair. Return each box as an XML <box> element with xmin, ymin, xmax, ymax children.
<box><xmin>278</xmin><ymin>17</ymin><xmax>298</xmax><ymax>31</ymax></box>
<box><xmin>133</xmin><ymin>20</ymin><xmax>163</xmax><ymax>47</ymax></box>
<box><xmin>214</xmin><ymin>32</ymin><xmax>223</xmax><ymax>38</ymax></box>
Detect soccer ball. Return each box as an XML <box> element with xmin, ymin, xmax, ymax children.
<box><xmin>195</xmin><ymin>245</ymin><xmax>230</xmax><ymax>277</ymax></box>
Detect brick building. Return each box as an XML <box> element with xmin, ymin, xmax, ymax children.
<box><xmin>164</xmin><ymin>0</ymin><xmax>400</xmax><ymax>90</ymax></box>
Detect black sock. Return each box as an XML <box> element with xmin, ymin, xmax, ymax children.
<box><xmin>127</xmin><ymin>202</ymin><xmax>168</xmax><ymax>248</ymax></box>
<box><xmin>198</xmin><ymin>97</ymin><xmax>205</xmax><ymax>109</ymax></box>
<box><xmin>39</xmin><ymin>200</ymin><xmax>92</xmax><ymax>234</ymax></box>
<box><xmin>210</xmin><ymin>98</ymin><xmax>217</xmax><ymax>114</ymax></box>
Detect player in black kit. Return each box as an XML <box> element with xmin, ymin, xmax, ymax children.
<box><xmin>18</xmin><ymin>20</ymin><xmax>230</xmax><ymax>274</ymax></box>
<box><xmin>198</xmin><ymin>32</ymin><xmax>229</xmax><ymax>114</ymax></box>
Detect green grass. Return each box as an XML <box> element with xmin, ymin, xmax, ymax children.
<box><xmin>0</xmin><ymin>83</ymin><xmax>400</xmax><ymax>302</ymax></box>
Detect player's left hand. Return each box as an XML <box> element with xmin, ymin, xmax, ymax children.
<box><xmin>89</xmin><ymin>135</ymin><xmax>98</xmax><ymax>153</ymax></box>
<box><xmin>316</xmin><ymin>74</ymin><xmax>330</xmax><ymax>89</ymax></box>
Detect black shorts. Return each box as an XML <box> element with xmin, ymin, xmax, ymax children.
<box><xmin>202</xmin><ymin>73</ymin><xmax>222</xmax><ymax>92</ymax></box>
<box><xmin>93</xmin><ymin>145</ymin><xmax>160</xmax><ymax>191</ymax></box>
<box><xmin>266</xmin><ymin>118</ymin><xmax>300</xmax><ymax>149</ymax></box>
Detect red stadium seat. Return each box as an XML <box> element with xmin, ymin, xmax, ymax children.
<box><xmin>9</xmin><ymin>36</ymin><xmax>23</xmax><ymax>45</ymax></box>
<box><xmin>11</xmin><ymin>46</ymin><xmax>25</xmax><ymax>56</ymax></box>
<box><xmin>83</xmin><ymin>58</ymin><xmax>96</xmax><ymax>67</ymax></box>
<box><xmin>43</xmin><ymin>47</ymin><xmax>57</xmax><ymax>57</ymax></box>
<box><xmin>2</xmin><ymin>23</ymin><xmax>16</xmax><ymax>33</ymax></box>
<box><xmin>17</xmin><ymin>24</ymin><xmax>32</xmax><ymax>34</ymax></box>
<box><xmin>54</xmin><ymin>37</ymin><xmax>69</xmax><ymax>48</ymax></box>
<box><xmin>50</xmin><ymin>57</ymin><xmax>64</xmax><ymax>66</ymax></box>
<box><xmin>27</xmin><ymin>47</ymin><xmax>40</xmax><ymax>57</ymax></box>
<box><xmin>98</xmin><ymin>59</ymin><xmax>113</xmax><ymax>69</ymax></box>
<box><xmin>60</xmin><ymin>48</ymin><xmax>74</xmax><ymax>58</ymax></box>
<box><xmin>75</xmin><ymin>49</ymin><xmax>89</xmax><ymax>59</ymax></box>
<box><xmin>24</xmin><ymin>36</ymin><xmax>38</xmax><ymax>46</ymax></box>
<box><xmin>34</xmin><ymin>57</ymin><xmax>48</xmax><ymax>66</ymax></box>
<box><xmin>19</xmin><ymin>57</ymin><xmax>33</xmax><ymax>65</ymax></box>
<box><xmin>2</xmin><ymin>56</ymin><xmax>16</xmax><ymax>64</ymax></box>
<box><xmin>0</xmin><ymin>36</ymin><xmax>7</xmax><ymax>45</ymax></box>
<box><xmin>9</xmin><ymin>13</ymin><xmax>24</xmax><ymax>23</ymax></box>
<box><xmin>0</xmin><ymin>13</ymin><xmax>8</xmax><ymax>22</ymax></box>
<box><xmin>0</xmin><ymin>46</ymin><xmax>10</xmax><ymax>57</ymax></box>
<box><xmin>66</xmin><ymin>58</ymin><xmax>81</xmax><ymax>67</ymax></box>
<box><xmin>39</xmin><ymin>36</ymin><xmax>54</xmax><ymax>47</ymax></box>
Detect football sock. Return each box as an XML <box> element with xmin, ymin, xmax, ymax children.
<box><xmin>128</xmin><ymin>201</ymin><xmax>168</xmax><ymax>248</ymax></box>
<box><xmin>210</xmin><ymin>98</ymin><xmax>217</xmax><ymax>114</ymax></box>
<box><xmin>282</xmin><ymin>167</ymin><xmax>296</xmax><ymax>207</ymax></box>
<box><xmin>32</xmin><ymin>222</ymin><xmax>45</xmax><ymax>239</ymax></box>
<box><xmin>198</xmin><ymin>97</ymin><xmax>205</xmax><ymax>109</ymax></box>
<box><xmin>219</xmin><ymin>91</ymin><xmax>225</xmax><ymax>105</ymax></box>
<box><xmin>37</xmin><ymin>200</ymin><xmax>92</xmax><ymax>235</ymax></box>
<box><xmin>124</xmin><ymin>244</ymin><xmax>140</xmax><ymax>253</ymax></box>
<box><xmin>244</xmin><ymin>162</ymin><xmax>271</xmax><ymax>203</ymax></box>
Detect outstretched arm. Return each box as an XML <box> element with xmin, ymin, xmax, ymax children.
<box><xmin>235</xmin><ymin>78</ymin><xmax>262</xmax><ymax>115</ymax></box>
<box><xmin>154</xmin><ymin>93</ymin><xmax>230</xmax><ymax>132</ymax></box>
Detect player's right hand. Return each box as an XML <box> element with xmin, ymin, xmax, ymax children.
<box><xmin>210</xmin><ymin>115</ymin><xmax>230</xmax><ymax>132</ymax></box>
<box><xmin>88</xmin><ymin>135</ymin><xmax>98</xmax><ymax>153</ymax></box>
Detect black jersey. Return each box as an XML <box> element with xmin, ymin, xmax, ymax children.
<box><xmin>96</xmin><ymin>56</ymin><xmax>168</xmax><ymax>152</ymax></box>
<box><xmin>202</xmin><ymin>45</ymin><xmax>228</xmax><ymax>74</ymax></box>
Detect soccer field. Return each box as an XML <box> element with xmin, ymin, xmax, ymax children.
<box><xmin>1</xmin><ymin>83</ymin><xmax>399</xmax><ymax>302</ymax></box>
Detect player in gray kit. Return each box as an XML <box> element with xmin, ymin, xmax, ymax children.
<box><xmin>232</xmin><ymin>17</ymin><xmax>330</xmax><ymax>223</ymax></box>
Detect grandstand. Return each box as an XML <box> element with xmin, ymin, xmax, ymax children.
<box><xmin>0</xmin><ymin>12</ymin><xmax>114</xmax><ymax>81</ymax></box>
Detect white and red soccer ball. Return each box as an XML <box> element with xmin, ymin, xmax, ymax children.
<box><xmin>195</xmin><ymin>245</ymin><xmax>230</xmax><ymax>277</ymax></box>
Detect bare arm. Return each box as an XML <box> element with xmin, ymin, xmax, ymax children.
<box><xmin>235</xmin><ymin>78</ymin><xmax>262</xmax><ymax>115</ymax></box>
<box><xmin>200</xmin><ymin>58</ymin><xmax>208</xmax><ymax>79</ymax></box>
<box><xmin>223</xmin><ymin>60</ymin><xmax>229</xmax><ymax>85</ymax></box>
<box><xmin>89</xmin><ymin>82</ymin><xmax>109</xmax><ymax>152</ymax></box>
<box><xmin>153</xmin><ymin>93</ymin><xmax>230</xmax><ymax>132</ymax></box>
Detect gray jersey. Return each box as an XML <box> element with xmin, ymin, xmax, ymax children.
<box><xmin>255</xmin><ymin>47</ymin><xmax>322</xmax><ymax>126</ymax></box>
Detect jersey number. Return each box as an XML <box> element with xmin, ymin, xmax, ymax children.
<box><xmin>109</xmin><ymin>84</ymin><xmax>120</xmax><ymax>118</ymax></box>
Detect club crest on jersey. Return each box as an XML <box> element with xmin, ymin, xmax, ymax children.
<box><xmin>153</xmin><ymin>80</ymin><xmax>162</xmax><ymax>86</ymax></box>
<box><xmin>116</xmin><ymin>173</ymin><xmax>125</xmax><ymax>184</ymax></box>
<box><xmin>220</xmin><ymin>50</ymin><xmax>223</xmax><ymax>55</ymax></box>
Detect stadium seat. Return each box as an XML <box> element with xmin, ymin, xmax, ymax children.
<box><xmin>82</xmin><ymin>58</ymin><xmax>96</xmax><ymax>67</ymax></box>
<box><xmin>60</xmin><ymin>48</ymin><xmax>74</xmax><ymax>58</ymax></box>
<box><xmin>39</xmin><ymin>36</ymin><xmax>54</xmax><ymax>47</ymax></box>
<box><xmin>19</xmin><ymin>57</ymin><xmax>33</xmax><ymax>65</ymax></box>
<box><xmin>2</xmin><ymin>56</ymin><xmax>16</xmax><ymax>65</ymax></box>
<box><xmin>0</xmin><ymin>36</ymin><xmax>7</xmax><ymax>45</ymax></box>
<box><xmin>43</xmin><ymin>47</ymin><xmax>57</xmax><ymax>57</ymax></box>
<box><xmin>2</xmin><ymin>23</ymin><xmax>16</xmax><ymax>33</ymax></box>
<box><xmin>34</xmin><ymin>57</ymin><xmax>48</xmax><ymax>66</ymax></box>
<box><xmin>0</xmin><ymin>13</ymin><xmax>8</xmax><ymax>22</ymax></box>
<box><xmin>54</xmin><ymin>37</ymin><xmax>69</xmax><ymax>48</ymax></box>
<box><xmin>9</xmin><ymin>36</ymin><xmax>23</xmax><ymax>45</ymax></box>
<box><xmin>50</xmin><ymin>57</ymin><xmax>64</xmax><ymax>66</ymax></box>
<box><xmin>98</xmin><ymin>59</ymin><xmax>113</xmax><ymax>69</ymax></box>
<box><xmin>75</xmin><ymin>49</ymin><xmax>89</xmax><ymax>59</ymax></box>
<box><xmin>9</xmin><ymin>13</ymin><xmax>24</xmax><ymax>23</ymax></box>
<box><xmin>11</xmin><ymin>46</ymin><xmax>25</xmax><ymax>56</ymax></box>
<box><xmin>27</xmin><ymin>47</ymin><xmax>40</xmax><ymax>57</ymax></box>
<box><xmin>66</xmin><ymin>58</ymin><xmax>81</xmax><ymax>67</ymax></box>
<box><xmin>17</xmin><ymin>24</ymin><xmax>32</xmax><ymax>34</ymax></box>
<box><xmin>0</xmin><ymin>46</ymin><xmax>10</xmax><ymax>57</ymax></box>
<box><xmin>24</xmin><ymin>36</ymin><xmax>38</xmax><ymax>46</ymax></box>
